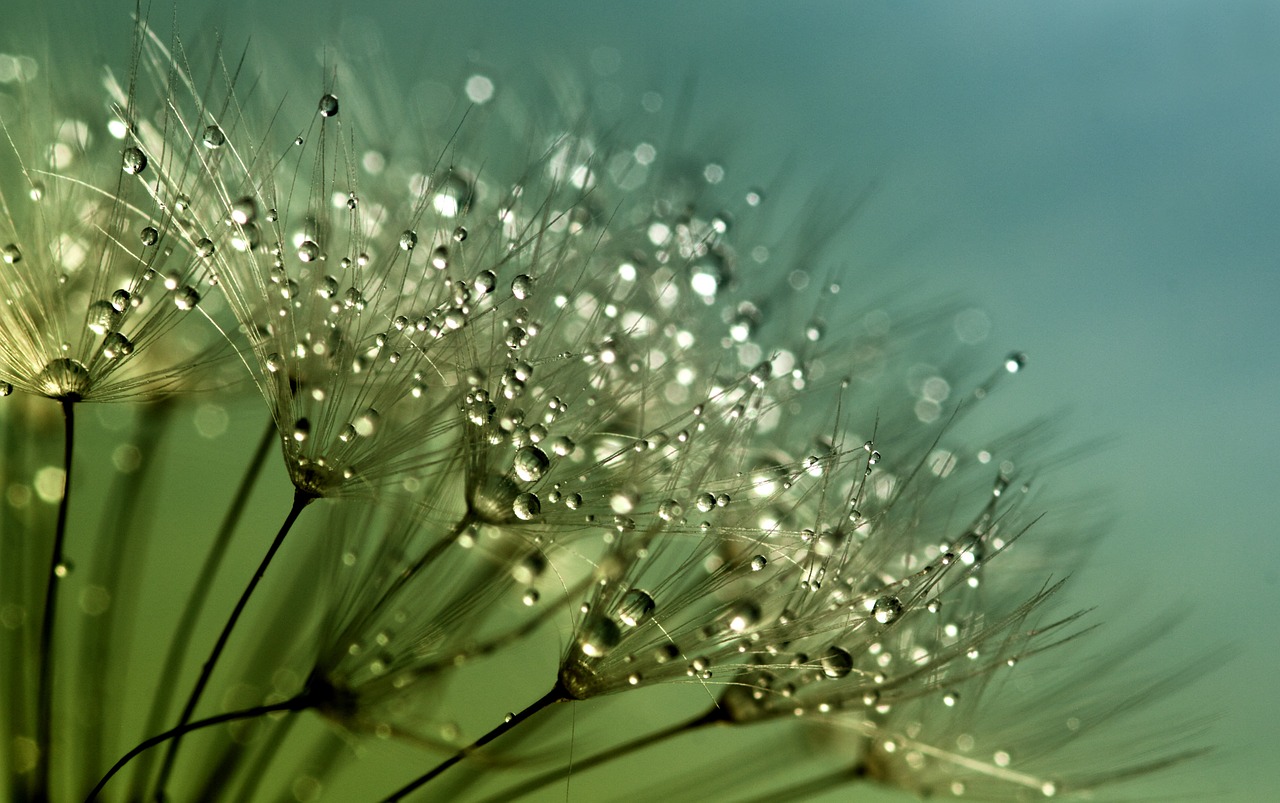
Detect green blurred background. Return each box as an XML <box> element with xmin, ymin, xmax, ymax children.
<box><xmin>29</xmin><ymin>0</ymin><xmax>1278</xmax><ymax>799</ymax></box>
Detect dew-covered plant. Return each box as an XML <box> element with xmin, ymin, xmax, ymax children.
<box><xmin>0</xmin><ymin>7</ymin><xmax>1205</xmax><ymax>803</ymax></box>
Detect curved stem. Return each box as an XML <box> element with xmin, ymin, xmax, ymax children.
<box><xmin>478</xmin><ymin>704</ymin><xmax>728</xmax><ymax>803</ymax></box>
<box><xmin>34</xmin><ymin>399</ymin><xmax>75</xmax><ymax>800</ymax></box>
<box><xmin>128</xmin><ymin>418</ymin><xmax>275</xmax><ymax>800</ymax></box>
<box><xmin>151</xmin><ymin>487</ymin><xmax>314</xmax><ymax>800</ymax></box>
<box><xmin>86</xmin><ymin>693</ymin><xmax>313</xmax><ymax>801</ymax></box>
<box><xmin>381</xmin><ymin>684</ymin><xmax>568</xmax><ymax>802</ymax></box>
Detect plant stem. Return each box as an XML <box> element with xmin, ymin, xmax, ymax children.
<box><xmin>128</xmin><ymin>418</ymin><xmax>275</xmax><ymax>800</ymax></box>
<box><xmin>380</xmin><ymin>684</ymin><xmax>569</xmax><ymax>802</ymax></box>
<box><xmin>478</xmin><ymin>704</ymin><xmax>729</xmax><ymax>802</ymax></box>
<box><xmin>151</xmin><ymin>486</ymin><xmax>315</xmax><ymax>800</ymax></box>
<box><xmin>86</xmin><ymin>693</ymin><xmax>313</xmax><ymax>801</ymax></box>
<box><xmin>33</xmin><ymin>399</ymin><xmax>75</xmax><ymax>801</ymax></box>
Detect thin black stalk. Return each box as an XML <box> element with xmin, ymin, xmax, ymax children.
<box><xmin>33</xmin><ymin>399</ymin><xmax>75</xmax><ymax>801</ymax></box>
<box><xmin>128</xmin><ymin>418</ymin><xmax>275</xmax><ymax>800</ymax></box>
<box><xmin>151</xmin><ymin>487</ymin><xmax>315</xmax><ymax>800</ymax></box>
<box><xmin>478</xmin><ymin>704</ymin><xmax>730</xmax><ymax>803</ymax></box>
<box><xmin>380</xmin><ymin>684</ymin><xmax>569</xmax><ymax>802</ymax></box>
<box><xmin>85</xmin><ymin>693</ymin><xmax>313</xmax><ymax>801</ymax></box>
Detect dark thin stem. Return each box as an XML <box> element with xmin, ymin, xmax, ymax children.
<box><xmin>381</xmin><ymin>684</ymin><xmax>568</xmax><ymax>802</ymax></box>
<box><xmin>86</xmin><ymin>693</ymin><xmax>313</xmax><ymax>802</ymax></box>
<box><xmin>152</xmin><ymin>487</ymin><xmax>315</xmax><ymax>800</ymax></box>
<box><xmin>478</xmin><ymin>704</ymin><xmax>729</xmax><ymax>803</ymax></box>
<box><xmin>128</xmin><ymin>418</ymin><xmax>275</xmax><ymax>800</ymax></box>
<box><xmin>34</xmin><ymin>399</ymin><xmax>75</xmax><ymax>801</ymax></box>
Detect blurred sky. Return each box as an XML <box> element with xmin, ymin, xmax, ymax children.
<box><xmin>48</xmin><ymin>0</ymin><xmax>1280</xmax><ymax>799</ymax></box>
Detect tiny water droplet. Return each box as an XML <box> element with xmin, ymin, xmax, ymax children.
<box><xmin>579</xmin><ymin>616</ymin><xmax>621</xmax><ymax>658</ymax></box>
<box><xmin>1</xmin><ymin>243</ymin><xmax>21</xmax><ymax>264</ymax></box>
<box><xmin>1005</xmin><ymin>352</ymin><xmax>1027</xmax><ymax>373</ymax></box>
<box><xmin>750</xmin><ymin>555</ymin><xmax>767</xmax><ymax>571</ymax></box>
<box><xmin>511</xmin><ymin>274</ymin><xmax>534</xmax><ymax>300</ymax></box>
<box><xmin>318</xmin><ymin>94</ymin><xmax>339</xmax><ymax>117</ymax></box>
<box><xmin>101</xmin><ymin>333</ymin><xmax>134</xmax><ymax>359</ymax></box>
<box><xmin>297</xmin><ymin>240</ymin><xmax>319</xmax><ymax>262</ymax></box>
<box><xmin>139</xmin><ymin>227</ymin><xmax>158</xmax><ymax>247</ymax></box>
<box><xmin>399</xmin><ymin>230</ymin><xmax>418</xmax><ymax>251</ymax></box>
<box><xmin>821</xmin><ymin>646</ymin><xmax>853</xmax><ymax>679</ymax></box>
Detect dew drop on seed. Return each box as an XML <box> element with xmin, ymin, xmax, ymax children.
<box><xmin>231</xmin><ymin>196</ymin><xmax>257</xmax><ymax>225</ymax></box>
<box><xmin>821</xmin><ymin>646</ymin><xmax>853</xmax><ymax>679</ymax></box>
<box><xmin>579</xmin><ymin>616</ymin><xmax>621</xmax><ymax>657</ymax></box>
<box><xmin>202</xmin><ymin>125</ymin><xmax>226</xmax><ymax>148</ymax></box>
<box><xmin>513</xmin><ymin>446</ymin><xmax>549</xmax><ymax>482</ymax></box>
<box><xmin>512</xmin><ymin>492</ymin><xmax>541</xmax><ymax>520</ymax></box>
<box><xmin>318</xmin><ymin>93</ymin><xmax>339</xmax><ymax>117</ymax></box>
<box><xmin>750</xmin><ymin>555</ymin><xmax>767</xmax><ymax>571</ymax></box>
<box><xmin>196</xmin><ymin>238</ymin><xmax>215</xmax><ymax>258</ymax></box>
<box><xmin>1005</xmin><ymin>351</ymin><xmax>1027</xmax><ymax>373</ymax></box>
<box><xmin>511</xmin><ymin>274</ymin><xmax>534</xmax><ymax>300</ymax></box>
<box><xmin>297</xmin><ymin>240</ymin><xmax>319</xmax><ymax>262</ymax></box>
<box><xmin>453</xmin><ymin>225</ymin><xmax>468</xmax><ymax>242</ymax></box>
<box><xmin>474</xmin><ymin>270</ymin><xmax>496</xmax><ymax>295</ymax></box>
<box><xmin>550</xmin><ymin>436</ymin><xmax>574</xmax><ymax>457</ymax></box>
<box><xmin>353</xmin><ymin>408</ymin><xmax>380</xmax><ymax>437</ymax></box>
<box><xmin>266</xmin><ymin>353</ymin><xmax>285</xmax><ymax>373</ymax></box>
<box><xmin>399</xmin><ymin>230</ymin><xmax>417</xmax><ymax>251</ymax></box>
<box><xmin>522</xmin><ymin>589</ymin><xmax>539</xmax><ymax>606</ymax></box>
<box><xmin>430</xmin><ymin>245</ymin><xmax>448</xmax><ymax>269</ymax></box>
<box><xmin>173</xmin><ymin>286</ymin><xmax>200</xmax><ymax>310</ymax></box>
<box><xmin>726</xmin><ymin>601</ymin><xmax>760</xmax><ymax>633</ymax></box>
<box><xmin>54</xmin><ymin>561</ymin><xmax>73</xmax><ymax>578</ymax></box>
<box><xmin>1</xmin><ymin>243</ymin><xmax>21</xmax><ymax>264</ymax></box>
<box><xmin>292</xmin><ymin>418</ymin><xmax>310</xmax><ymax>442</ymax></box>
<box><xmin>695</xmin><ymin>493</ymin><xmax>715</xmax><ymax>513</ymax></box>
<box><xmin>657</xmin><ymin>499</ymin><xmax>682</xmax><ymax>522</ymax></box>
<box><xmin>102</xmin><ymin>333</ymin><xmax>134</xmax><ymax>359</ymax></box>
<box><xmin>122</xmin><ymin>146</ymin><xmax>147</xmax><ymax>174</ymax></box>
<box><xmin>872</xmin><ymin>595</ymin><xmax>903</xmax><ymax>625</ymax></box>
<box><xmin>87</xmin><ymin>300</ymin><xmax>121</xmax><ymax>335</ymax></box>
<box><xmin>504</xmin><ymin>327</ymin><xmax>528</xmax><ymax>350</ymax></box>
<box><xmin>616</xmin><ymin>589</ymin><xmax>656</xmax><ymax>627</ymax></box>
<box><xmin>139</xmin><ymin>227</ymin><xmax>158</xmax><ymax>247</ymax></box>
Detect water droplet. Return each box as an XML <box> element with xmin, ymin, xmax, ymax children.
<box><xmin>230</xmin><ymin>196</ymin><xmax>257</xmax><ymax>225</ymax></box>
<box><xmin>513</xmin><ymin>446</ymin><xmax>549</xmax><ymax>483</ymax></box>
<box><xmin>821</xmin><ymin>646</ymin><xmax>853</xmax><ymax>679</ymax></box>
<box><xmin>195</xmin><ymin>238</ymin><xmax>215</xmax><ymax>258</ymax></box>
<box><xmin>430</xmin><ymin>245</ymin><xmax>449</xmax><ymax>270</ymax></box>
<box><xmin>504</xmin><ymin>326</ymin><xmax>529</xmax><ymax>350</ymax></box>
<box><xmin>0</xmin><ymin>382</ymin><xmax>12</xmax><ymax>396</ymax></box>
<box><xmin>1005</xmin><ymin>352</ymin><xmax>1027</xmax><ymax>373</ymax></box>
<box><xmin>202</xmin><ymin>125</ymin><xmax>226</xmax><ymax>148</ymax></box>
<box><xmin>522</xmin><ymin>589</ymin><xmax>539</xmax><ymax>606</ymax></box>
<box><xmin>512</xmin><ymin>492</ymin><xmax>540</xmax><ymax>521</ymax></box>
<box><xmin>1</xmin><ymin>243</ymin><xmax>21</xmax><ymax>264</ymax></box>
<box><xmin>750</xmin><ymin>555</ymin><xmax>767</xmax><ymax>571</ymax></box>
<box><xmin>102</xmin><ymin>332</ymin><xmax>134</xmax><ymax>359</ymax></box>
<box><xmin>872</xmin><ymin>595</ymin><xmax>903</xmax><ymax>625</ymax></box>
<box><xmin>53</xmin><ymin>561</ymin><xmax>73</xmax><ymax>578</ymax></box>
<box><xmin>474</xmin><ymin>270</ymin><xmax>496</xmax><ymax>295</ymax></box>
<box><xmin>399</xmin><ymin>230</ymin><xmax>418</xmax><ymax>251</ymax></box>
<box><xmin>942</xmin><ymin>690</ymin><xmax>959</xmax><ymax>707</ymax></box>
<box><xmin>353</xmin><ymin>408</ymin><xmax>380</xmax><ymax>437</ymax></box>
<box><xmin>318</xmin><ymin>93</ymin><xmax>339</xmax><ymax>118</ymax></box>
<box><xmin>726</xmin><ymin>601</ymin><xmax>760</xmax><ymax>633</ymax></box>
<box><xmin>297</xmin><ymin>240</ymin><xmax>319</xmax><ymax>262</ymax></box>
<box><xmin>87</xmin><ymin>300</ymin><xmax>122</xmax><ymax>335</ymax></box>
<box><xmin>615</xmin><ymin>589</ymin><xmax>656</xmax><ymax>628</ymax></box>
<box><xmin>511</xmin><ymin>274</ymin><xmax>534</xmax><ymax>301</ymax></box>
<box><xmin>579</xmin><ymin>616</ymin><xmax>621</xmax><ymax>658</ymax></box>
<box><xmin>695</xmin><ymin>493</ymin><xmax>715</xmax><ymax>513</ymax></box>
<box><xmin>139</xmin><ymin>227</ymin><xmax>158</xmax><ymax>247</ymax></box>
<box><xmin>173</xmin><ymin>286</ymin><xmax>200</xmax><ymax>310</ymax></box>
<box><xmin>292</xmin><ymin>418</ymin><xmax>311</xmax><ymax>442</ymax></box>
<box><xmin>657</xmin><ymin>499</ymin><xmax>682</xmax><ymax>522</ymax></box>
<box><xmin>122</xmin><ymin>146</ymin><xmax>147</xmax><ymax>175</ymax></box>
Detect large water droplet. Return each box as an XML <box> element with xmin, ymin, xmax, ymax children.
<box><xmin>139</xmin><ymin>227</ymin><xmax>158</xmax><ymax>247</ymax></box>
<box><xmin>202</xmin><ymin>125</ymin><xmax>226</xmax><ymax>149</ymax></box>
<box><xmin>821</xmin><ymin>646</ymin><xmax>853</xmax><ymax>679</ymax></box>
<box><xmin>3</xmin><ymin>243</ymin><xmax>23</xmax><ymax>264</ymax></box>
<box><xmin>101</xmin><ymin>333</ymin><xmax>134</xmax><ymax>359</ymax></box>
<box><xmin>318</xmin><ymin>93</ymin><xmax>340</xmax><ymax>118</ymax></box>
<box><xmin>87</xmin><ymin>300</ymin><xmax>121</xmax><ymax>335</ymax></box>
<box><xmin>122</xmin><ymin>146</ymin><xmax>147</xmax><ymax>175</ymax></box>
<box><xmin>657</xmin><ymin>499</ymin><xmax>682</xmax><ymax>522</ymax></box>
<box><xmin>297</xmin><ymin>240</ymin><xmax>319</xmax><ymax>262</ymax></box>
<box><xmin>872</xmin><ymin>595</ymin><xmax>903</xmax><ymax>625</ymax></box>
<box><xmin>512</xmin><ymin>492</ymin><xmax>540</xmax><ymax>521</ymax></box>
<box><xmin>399</xmin><ymin>230</ymin><xmax>418</xmax><ymax>251</ymax></box>
<box><xmin>513</xmin><ymin>446</ymin><xmax>549</xmax><ymax>482</ymax></box>
<box><xmin>616</xmin><ymin>589</ymin><xmax>656</xmax><ymax>628</ymax></box>
<box><xmin>511</xmin><ymin>274</ymin><xmax>534</xmax><ymax>300</ymax></box>
<box><xmin>579</xmin><ymin>616</ymin><xmax>621</xmax><ymax>658</ymax></box>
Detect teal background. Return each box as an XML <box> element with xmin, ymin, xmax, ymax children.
<box><xmin>30</xmin><ymin>0</ymin><xmax>1279</xmax><ymax>799</ymax></box>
